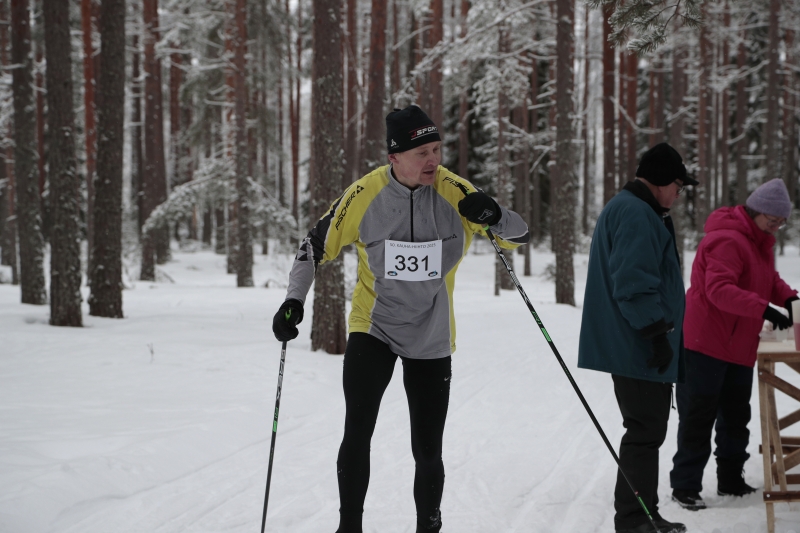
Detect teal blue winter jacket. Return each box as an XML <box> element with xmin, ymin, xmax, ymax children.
<box><xmin>578</xmin><ymin>182</ymin><xmax>685</xmax><ymax>383</ymax></box>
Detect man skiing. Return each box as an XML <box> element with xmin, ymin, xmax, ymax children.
<box><xmin>271</xmin><ymin>105</ymin><xmax>529</xmax><ymax>533</ymax></box>
<box><xmin>578</xmin><ymin>143</ymin><xmax>698</xmax><ymax>533</ymax></box>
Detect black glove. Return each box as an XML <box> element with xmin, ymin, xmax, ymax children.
<box><xmin>764</xmin><ymin>305</ymin><xmax>792</xmax><ymax>331</ymax></box>
<box><xmin>457</xmin><ymin>192</ymin><xmax>502</xmax><ymax>226</ymax></box>
<box><xmin>786</xmin><ymin>296</ymin><xmax>799</xmax><ymax>323</ymax></box>
<box><xmin>272</xmin><ymin>299</ymin><xmax>304</xmax><ymax>342</ymax></box>
<box><xmin>647</xmin><ymin>333</ymin><xmax>673</xmax><ymax>375</ymax></box>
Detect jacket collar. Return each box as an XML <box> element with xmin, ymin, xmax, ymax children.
<box><xmin>623</xmin><ymin>180</ymin><xmax>670</xmax><ymax>216</ymax></box>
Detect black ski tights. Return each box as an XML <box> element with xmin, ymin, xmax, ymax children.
<box><xmin>336</xmin><ymin>333</ymin><xmax>451</xmax><ymax>533</ymax></box>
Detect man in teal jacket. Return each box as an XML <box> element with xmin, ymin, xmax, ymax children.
<box><xmin>578</xmin><ymin>143</ymin><xmax>697</xmax><ymax>533</ymax></box>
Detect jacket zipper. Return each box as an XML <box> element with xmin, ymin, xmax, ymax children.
<box><xmin>410</xmin><ymin>190</ymin><xmax>414</xmax><ymax>242</ymax></box>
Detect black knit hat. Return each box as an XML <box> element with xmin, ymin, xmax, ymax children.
<box><xmin>386</xmin><ymin>105</ymin><xmax>441</xmax><ymax>154</ymax></box>
<box><xmin>636</xmin><ymin>142</ymin><xmax>699</xmax><ymax>186</ymax></box>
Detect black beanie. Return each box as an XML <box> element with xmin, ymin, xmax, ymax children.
<box><xmin>635</xmin><ymin>142</ymin><xmax>698</xmax><ymax>186</ymax></box>
<box><xmin>386</xmin><ymin>105</ymin><xmax>441</xmax><ymax>154</ymax></box>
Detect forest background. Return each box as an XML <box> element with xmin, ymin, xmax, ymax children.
<box><xmin>0</xmin><ymin>0</ymin><xmax>798</xmax><ymax>354</ymax></box>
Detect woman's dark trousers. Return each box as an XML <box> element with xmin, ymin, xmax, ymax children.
<box><xmin>336</xmin><ymin>333</ymin><xmax>451</xmax><ymax>533</ymax></box>
<box><xmin>670</xmin><ymin>349</ymin><xmax>753</xmax><ymax>492</ymax></box>
<box><xmin>612</xmin><ymin>374</ymin><xmax>672</xmax><ymax>530</ymax></box>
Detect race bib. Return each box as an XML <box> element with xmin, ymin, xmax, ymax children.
<box><xmin>384</xmin><ymin>239</ymin><xmax>442</xmax><ymax>281</ymax></box>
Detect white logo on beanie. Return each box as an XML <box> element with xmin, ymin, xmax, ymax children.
<box><xmin>391</xmin><ymin>139</ymin><xmax>397</xmax><ymax>147</ymax></box>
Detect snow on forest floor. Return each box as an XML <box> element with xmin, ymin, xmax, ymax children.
<box><xmin>1</xmin><ymin>243</ymin><xmax>800</xmax><ymax>533</ymax></box>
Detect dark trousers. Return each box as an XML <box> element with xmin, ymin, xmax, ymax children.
<box><xmin>670</xmin><ymin>349</ymin><xmax>753</xmax><ymax>492</ymax></box>
<box><xmin>336</xmin><ymin>333</ymin><xmax>451</xmax><ymax>533</ymax></box>
<box><xmin>612</xmin><ymin>374</ymin><xmax>672</xmax><ymax>530</ymax></box>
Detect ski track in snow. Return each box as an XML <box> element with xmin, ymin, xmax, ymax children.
<box><xmin>2</xmin><ymin>245</ymin><xmax>800</xmax><ymax>532</ymax></box>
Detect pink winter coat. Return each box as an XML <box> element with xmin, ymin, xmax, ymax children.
<box><xmin>684</xmin><ymin>205</ymin><xmax>798</xmax><ymax>367</ymax></box>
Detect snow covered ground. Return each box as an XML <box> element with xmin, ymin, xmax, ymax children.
<box><xmin>2</xmin><ymin>243</ymin><xmax>800</xmax><ymax>533</ymax></box>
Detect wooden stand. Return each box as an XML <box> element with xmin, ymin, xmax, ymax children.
<box><xmin>758</xmin><ymin>341</ymin><xmax>800</xmax><ymax>533</ymax></box>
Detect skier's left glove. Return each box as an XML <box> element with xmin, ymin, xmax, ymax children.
<box><xmin>647</xmin><ymin>333</ymin><xmax>673</xmax><ymax>375</ymax></box>
<box><xmin>458</xmin><ymin>191</ymin><xmax>501</xmax><ymax>226</ymax></box>
<box><xmin>785</xmin><ymin>295</ymin><xmax>799</xmax><ymax>324</ymax></box>
<box><xmin>272</xmin><ymin>299</ymin><xmax>304</xmax><ymax>342</ymax></box>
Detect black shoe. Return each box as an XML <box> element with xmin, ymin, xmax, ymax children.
<box><xmin>672</xmin><ymin>488</ymin><xmax>707</xmax><ymax>511</ymax></box>
<box><xmin>654</xmin><ymin>517</ymin><xmax>687</xmax><ymax>533</ymax></box>
<box><xmin>717</xmin><ymin>481</ymin><xmax>757</xmax><ymax>497</ymax></box>
<box><xmin>616</xmin><ymin>519</ymin><xmax>686</xmax><ymax>533</ymax></box>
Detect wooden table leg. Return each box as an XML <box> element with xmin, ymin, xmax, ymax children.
<box><xmin>760</xmin><ymin>358</ymin><xmax>776</xmax><ymax>533</ymax></box>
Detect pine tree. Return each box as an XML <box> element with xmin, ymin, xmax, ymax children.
<box><xmin>43</xmin><ymin>0</ymin><xmax>82</xmax><ymax>325</ymax></box>
<box><xmin>88</xmin><ymin>0</ymin><xmax>125</xmax><ymax>317</ymax></box>
<box><xmin>361</xmin><ymin>0</ymin><xmax>387</xmax><ymax>174</ymax></box>
<box><xmin>552</xmin><ymin>0</ymin><xmax>575</xmax><ymax>306</ymax></box>
<box><xmin>10</xmin><ymin>0</ymin><xmax>46</xmax><ymax>304</ymax></box>
<box><xmin>310</xmin><ymin>0</ymin><xmax>346</xmax><ymax>353</ymax></box>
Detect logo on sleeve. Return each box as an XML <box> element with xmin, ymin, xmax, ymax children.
<box><xmin>335</xmin><ymin>185</ymin><xmax>365</xmax><ymax>230</ymax></box>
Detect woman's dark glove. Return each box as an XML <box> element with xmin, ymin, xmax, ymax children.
<box><xmin>764</xmin><ymin>305</ymin><xmax>792</xmax><ymax>331</ymax></box>
<box><xmin>458</xmin><ymin>192</ymin><xmax>501</xmax><ymax>226</ymax></box>
<box><xmin>272</xmin><ymin>299</ymin><xmax>304</xmax><ymax>342</ymax></box>
<box><xmin>647</xmin><ymin>333</ymin><xmax>673</xmax><ymax>374</ymax></box>
<box><xmin>785</xmin><ymin>296</ymin><xmax>799</xmax><ymax>323</ymax></box>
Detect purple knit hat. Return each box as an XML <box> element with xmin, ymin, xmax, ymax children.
<box><xmin>745</xmin><ymin>178</ymin><xmax>792</xmax><ymax>218</ymax></box>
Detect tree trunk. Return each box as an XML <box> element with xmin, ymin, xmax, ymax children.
<box><xmin>289</xmin><ymin>0</ymin><xmax>301</xmax><ymax>232</ymax></box>
<box><xmin>169</xmin><ymin>49</ymin><xmax>182</xmax><ymax>188</ymax></box>
<box><xmin>141</xmin><ymin>0</ymin><xmax>167</xmax><ymax>279</ymax></box>
<box><xmin>0</xmin><ymin>0</ymin><xmax>16</xmax><ymax>283</ymax></box>
<box><xmin>530</xmin><ymin>51</ymin><xmax>541</xmax><ymax>245</ymax></box>
<box><xmin>784</xmin><ymin>30</ymin><xmax>797</xmax><ymax>208</ymax></box>
<box><xmin>11</xmin><ymin>0</ymin><xmax>46</xmax><ymax>304</ymax></box>
<box><xmin>697</xmin><ymin>14</ymin><xmax>711</xmax><ymax>229</ymax></box>
<box><xmin>553</xmin><ymin>0</ymin><xmax>575</xmax><ymax>306</ymax></box>
<box><xmin>602</xmin><ymin>4</ymin><xmax>615</xmax><ymax>204</ymax></box>
<box><xmin>310</xmin><ymin>0</ymin><xmax>346</xmax><ymax>354</ymax></box>
<box><xmin>88</xmin><ymin>0</ymin><xmax>125</xmax><ymax>317</ymax></box>
<box><xmin>345</xmin><ymin>0</ymin><xmax>358</xmax><ymax>183</ymax></box>
<box><xmin>625</xmin><ymin>51</ymin><xmax>637</xmax><ymax>179</ymax></box>
<box><xmin>720</xmin><ymin>7</ymin><xmax>731</xmax><ymax>207</ymax></box>
<box><xmin>494</xmin><ymin>24</ymin><xmax>513</xmax><ymax>295</ymax></box>
<box><xmin>764</xmin><ymin>0</ymin><xmax>780</xmax><ymax>182</ymax></box>
<box><xmin>43</xmin><ymin>0</ymin><xmax>83</xmax><ymax>325</ymax></box>
<box><xmin>617</xmin><ymin>48</ymin><xmax>625</xmax><ymax>189</ymax></box>
<box><xmin>648</xmin><ymin>59</ymin><xmax>663</xmax><ymax>145</ymax></box>
<box><xmin>81</xmin><ymin>0</ymin><xmax>96</xmax><ymax>272</ymax></box>
<box><xmin>361</xmin><ymin>0</ymin><xmax>387</xmax><ymax>174</ymax></box>
<box><xmin>513</xmin><ymin>103</ymin><xmax>530</xmax><ymax>274</ymax></box>
<box><xmin>457</xmin><ymin>0</ymin><xmax>469</xmax><ymax>181</ymax></box>
<box><xmin>428</xmin><ymin>0</ymin><xmax>443</xmax><ymax>129</ymax></box>
<box><xmin>581</xmin><ymin>5</ymin><xmax>590</xmax><ymax>235</ymax></box>
<box><xmin>131</xmin><ymin>30</ymin><xmax>143</xmax><ymax>236</ymax></box>
<box><xmin>35</xmin><ymin>44</ymin><xmax>44</xmax><ymax>202</ymax></box>
<box><xmin>735</xmin><ymin>35</ymin><xmax>748</xmax><ymax>204</ymax></box>
<box><xmin>233</xmin><ymin>0</ymin><xmax>253</xmax><ymax>287</ymax></box>
<box><xmin>390</xmin><ymin>0</ymin><xmax>400</xmax><ymax>98</ymax></box>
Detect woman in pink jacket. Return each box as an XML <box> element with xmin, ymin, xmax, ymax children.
<box><xmin>670</xmin><ymin>178</ymin><xmax>798</xmax><ymax>511</ymax></box>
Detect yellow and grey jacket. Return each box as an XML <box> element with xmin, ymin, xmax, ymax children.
<box><xmin>285</xmin><ymin>165</ymin><xmax>529</xmax><ymax>359</ymax></box>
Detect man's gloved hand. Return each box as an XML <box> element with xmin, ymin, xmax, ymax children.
<box><xmin>764</xmin><ymin>305</ymin><xmax>792</xmax><ymax>331</ymax></box>
<box><xmin>272</xmin><ymin>299</ymin><xmax>304</xmax><ymax>342</ymax></box>
<box><xmin>458</xmin><ymin>191</ymin><xmax>501</xmax><ymax>226</ymax></box>
<box><xmin>786</xmin><ymin>296</ymin><xmax>799</xmax><ymax>323</ymax></box>
<box><xmin>647</xmin><ymin>333</ymin><xmax>673</xmax><ymax>375</ymax></box>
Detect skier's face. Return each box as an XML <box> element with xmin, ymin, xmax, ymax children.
<box><xmin>388</xmin><ymin>141</ymin><xmax>442</xmax><ymax>189</ymax></box>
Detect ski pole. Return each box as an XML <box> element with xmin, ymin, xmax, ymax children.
<box><xmin>260</xmin><ymin>340</ymin><xmax>287</xmax><ymax>533</ymax></box>
<box><xmin>483</xmin><ymin>227</ymin><xmax>661</xmax><ymax>533</ymax></box>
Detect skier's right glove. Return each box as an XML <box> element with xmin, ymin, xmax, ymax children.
<box><xmin>458</xmin><ymin>191</ymin><xmax>501</xmax><ymax>226</ymax></box>
<box><xmin>764</xmin><ymin>305</ymin><xmax>792</xmax><ymax>331</ymax></box>
<box><xmin>647</xmin><ymin>333</ymin><xmax>673</xmax><ymax>375</ymax></box>
<box><xmin>272</xmin><ymin>298</ymin><xmax>304</xmax><ymax>342</ymax></box>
